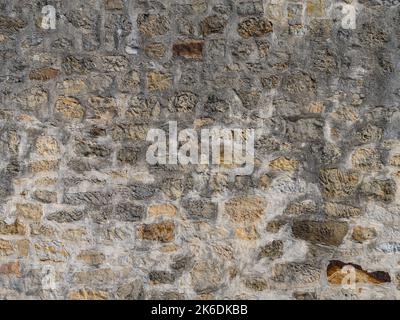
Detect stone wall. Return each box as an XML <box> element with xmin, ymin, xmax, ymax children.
<box><xmin>0</xmin><ymin>0</ymin><xmax>400</xmax><ymax>300</ymax></box>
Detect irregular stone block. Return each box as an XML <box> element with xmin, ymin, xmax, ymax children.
<box><xmin>327</xmin><ymin>260</ymin><xmax>391</xmax><ymax>285</ymax></box>
<box><xmin>292</xmin><ymin>220</ymin><xmax>349</xmax><ymax>246</ymax></box>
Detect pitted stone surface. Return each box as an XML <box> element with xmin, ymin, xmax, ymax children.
<box><xmin>0</xmin><ymin>0</ymin><xmax>399</xmax><ymax>300</ymax></box>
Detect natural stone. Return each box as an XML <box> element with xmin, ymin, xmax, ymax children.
<box><xmin>269</xmin><ymin>157</ymin><xmax>299</xmax><ymax>171</ymax></box>
<box><xmin>327</xmin><ymin>260</ymin><xmax>390</xmax><ymax>285</ymax></box>
<box><xmin>319</xmin><ymin>169</ymin><xmax>359</xmax><ymax>199</ymax></box>
<box><xmin>138</xmin><ymin>221</ymin><xmax>175</xmax><ymax>242</ymax></box>
<box><xmin>360</xmin><ymin>179</ymin><xmax>396</xmax><ymax>203</ymax></box>
<box><xmin>33</xmin><ymin>190</ymin><xmax>57</xmax><ymax>204</ymax></box>
<box><xmin>292</xmin><ymin>220</ymin><xmax>349</xmax><ymax>246</ymax></box>
<box><xmin>258</xmin><ymin>240</ymin><xmax>284</xmax><ymax>260</ymax></box>
<box><xmin>237</xmin><ymin>17</ymin><xmax>273</xmax><ymax>38</ymax></box>
<box><xmin>173</xmin><ymin>40</ymin><xmax>204</xmax><ymax>60</ymax></box>
<box><xmin>16</xmin><ymin>203</ymin><xmax>43</xmax><ymax>221</ymax></box>
<box><xmin>144</xmin><ymin>43</ymin><xmax>166</xmax><ymax>59</ymax></box>
<box><xmin>77</xmin><ymin>250</ymin><xmax>106</xmax><ymax>266</ymax></box>
<box><xmin>0</xmin><ymin>261</ymin><xmax>21</xmax><ymax>277</ymax></box>
<box><xmin>201</xmin><ymin>15</ymin><xmax>227</xmax><ymax>36</ymax></box>
<box><xmin>30</xmin><ymin>160</ymin><xmax>59</xmax><ymax>173</ymax></box>
<box><xmin>55</xmin><ymin>97</ymin><xmax>85</xmax><ymax>120</ymax></box>
<box><xmin>0</xmin><ymin>219</ymin><xmax>26</xmax><ymax>235</ymax></box>
<box><xmin>148</xmin><ymin>204</ymin><xmax>177</xmax><ymax>217</ymax></box>
<box><xmin>35</xmin><ymin>136</ymin><xmax>59</xmax><ymax>156</ymax></box>
<box><xmin>190</xmin><ymin>260</ymin><xmax>224</xmax><ymax>294</ymax></box>
<box><xmin>137</xmin><ymin>14</ymin><xmax>170</xmax><ymax>37</ymax></box>
<box><xmin>235</xmin><ymin>225</ymin><xmax>260</xmax><ymax>240</ymax></box>
<box><xmin>0</xmin><ymin>239</ymin><xmax>14</xmax><ymax>256</ymax></box>
<box><xmin>46</xmin><ymin>210</ymin><xmax>84</xmax><ymax>223</ymax></box>
<box><xmin>70</xmin><ymin>288</ymin><xmax>108</xmax><ymax>300</ymax></box>
<box><xmin>29</xmin><ymin>68</ymin><xmax>59</xmax><ymax>81</ymax></box>
<box><xmin>149</xmin><ymin>271</ymin><xmax>176</xmax><ymax>284</ymax></box>
<box><xmin>115</xmin><ymin>203</ymin><xmax>145</xmax><ymax>222</ymax></box>
<box><xmin>147</xmin><ymin>72</ymin><xmax>172</xmax><ymax>91</ymax></box>
<box><xmin>351</xmin><ymin>148</ymin><xmax>381</xmax><ymax>170</ymax></box>
<box><xmin>225</xmin><ymin>196</ymin><xmax>266</xmax><ymax>224</ymax></box>
<box><xmin>182</xmin><ymin>199</ymin><xmax>217</xmax><ymax>220</ymax></box>
<box><xmin>352</xmin><ymin>226</ymin><xmax>377</xmax><ymax>243</ymax></box>
<box><xmin>324</xmin><ymin>202</ymin><xmax>361</xmax><ymax>218</ymax></box>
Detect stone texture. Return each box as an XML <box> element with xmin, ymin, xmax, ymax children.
<box><xmin>225</xmin><ymin>196</ymin><xmax>266</xmax><ymax>224</ymax></box>
<box><xmin>173</xmin><ymin>40</ymin><xmax>204</xmax><ymax>60</ymax></box>
<box><xmin>327</xmin><ymin>261</ymin><xmax>391</xmax><ymax>285</ymax></box>
<box><xmin>292</xmin><ymin>220</ymin><xmax>349</xmax><ymax>246</ymax></box>
<box><xmin>138</xmin><ymin>221</ymin><xmax>175</xmax><ymax>242</ymax></box>
<box><xmin>1</xmin><ymin>0</ymin><xmax>400</xmax><ymax>301</ymax></box>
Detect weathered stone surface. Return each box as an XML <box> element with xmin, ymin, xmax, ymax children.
<box><xmin>29</xmin><ymin>68</ymin><xmax>59</xmax><ymax>81</ymax></box>
<box><xmin>182</xmin><ymin>199</ymin><xmax>217</xmax><ymax>220</ymax></box>
<box><xmin>0</xmin><ymin>261</ymin><xmax>21</xmax><ymax>276</ymax></box>
<box><xmin>292</xmin><ymin>220</ymin><xmax>349</xmax><ymax>246</ymax></box>
<box><xmin>148</xmin><ymin>204</ymin><xmax>177</xmax><ymax>217</ymax></box>
<box><xmin>324</xmin><ymin>202</ymin><xmax>362</xmax><ymax>218</ymax></box>
<box><xmin>55</xmin><ymin>97</ymin><xmax>85</xmax><ymax>120</ymax></box>
<box><xmin>0</xmin><ymin>239</ymin><xmax>14</xmax><ymax>256</ymax></box>
<box><xmin>115</xmin><ymin>203</ymin><xmax>145</xmax><ymax>222</ymax></box>
<box><xmin>190</xmin><ymin>260</ymin><xmax>224</xmax><ymax>294</ymax></box>
<box><xmin>319</xmin><ymin>169</ymin><xmax>360</xmax><ymax>199</ymax></box>
<box><xmin>0</xmin><ymin>220</ymin><xmax>26</xmax><ymax>235</ymax></box>
<box><xmin>225</xmin><ymin>196</ymin><xmax>266</xmax><ymax>224</ymax></box>
<box><xmin>258</xmin><ymin>240</ymin><xmax>284</xmax><ymax>260</ymax></box>
<box><xmin>35</xmin><ymin>136</ymin><xmax>59</xmax><ymax>156</ymax></box>
<box><xmin>271</xmin><ymin>263</ymin><xmax>321</xmax><ymax>287</ymax></box>
<box><xmin>327</xmin><ymin>260</ymin><xmax>391</xmax><ymax>285</ymax></box>
<box><xmin>352</xmin><ymin>226</ymin><xmax>377</xmax><ymax>243</ymax></box>
<box><xmin>137</xmin><ymin>14</ymin><xmax>170</xmax><ymax>37</ymax></box>
<box><xmin>138</xmin><ymin>221</ymin><xmax>175</xmax><ymax>242</ymax></box>
<box><xmin>70</xmin><ymin>288</ymin><xmax>108</xmax><ymax>300</ymax></box>
<box><xmin>34</xmin><ymin>241</ymin><xmax>69</xmax><ymax>262</ymax></box>
<box><xmin>237</xmin><ymin>17</ymin><xmax>273</xmax><ymax>38</ymax></box>
<box><xmin>2</xmin><ymin>0</ymin><xmax>400</xmax><ymax>301</ymax></box>
<box><xmin>149</xmin><ymin>270</ymin><xmax>176</xmax><ymax>284</ymax></box>
<box><xmin>147</xmin><ymin>71</ymin><xmax>172</xmax><ymax>91</ymax></box>
<box><xmin>16</xmin><ymin>203</ymin><xmax>43</xmax><ymax>221</ymax></box>
<box><xmin>201</xmin><ymin>15</ymin><xmax>227</xmax><ymax>36</ymax></box>
<box><xmin>63</xmin><ymin>192</ymin><xmax>113</xmax><ymax>206</ymax></box>
<box><xmin>77</xmin><ymin>250</ymin><xmax>106</xmax><ymax>266</ymax></box>
<box><xmin>173</xmin><ymin>40</ymin><xmax>204</xmax><ymax>60</ymax></box>
<box><xmin>360</xmin><ymin>179</ymin><xmax>396</xmax><ymax>203</ymax></box>
<box><xmin>46</xmin><ymin>210</ymin><xmax>84</xmax><ymax>223</ymax></box>
<box><xmin>33</xmin><ymin>190</ymin><xmax>57</xmax><ymax>204</ymax></box>
<box><xmin>145</xmin><ymin>43</ymin><xmax>166</xmax><ymax>59</ymax></box>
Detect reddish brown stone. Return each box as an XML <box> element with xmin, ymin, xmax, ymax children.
<box><xmin>173</xmin><ymin>40</ymin><xmax>204</xmax><ymax>60</ymax></box>
<box><xmin>327</xmin><ymin>260</ymin><xmax>391</xmax><ymax>285</ymax></box>
<box><xmin>0</xmin><ymin>261</ymin><xmax>21</xmax><ymax>276</ymax></box>
<box><xmin>138</xmin><ymin>221</ymin><xmax>175</xmax><ymax>242</ymax></box>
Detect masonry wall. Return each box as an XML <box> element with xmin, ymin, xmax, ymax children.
<box><xmin>0</xmin><ymin>0</ymin><xmax>400</xmax><ymax>300</ymax></box>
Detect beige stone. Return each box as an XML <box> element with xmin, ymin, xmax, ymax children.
<box><xmin>55</xmin><ymin>97</ymin><xmax>85</xmax><ymax>120</ymax></box>
<box><xmin>147</xmin><ymin>72</ymin><xmax>172</xmax><ymax>91</ymax></box>
<box><xmin>35</xmin><ymin>136</ymin><xmax>59</xmax><ymax>156</ymax></box>
<box><xmin>352</xmin><ymin>226</ymin><xmax>377</xmax><ymax>243</ymax></box>
<box><xmin>270</xmin><ymin>157</ymin><xmax>299</xmax><ymax>171</ymax></box>
<box><xmin>77</xmin><ymin>250</ymin><xmax>106</xmax><ymax>266</ymax></box>
<box><xmin>148</xmin><ymin>204</ymin><xmax>177</xmax><ymax>217</ymax></box>
<box><xmin>16</xmin><ymin>203</ymin><xmax>43</xmax><ymax>221</ymax></box>
<box><xmin>0</xmin><ymin>239</ymin><xmax>14</xmax><ymax>256</ymax></box>
<box><xmin>225</xmin><ymin>196</ymin><xmax>266</xmax><ymax>224</ymax></box>
<box><xmin>70</xmin><ymin>288</ymin><xmax>108</xmax><ymax>300</ymax></box>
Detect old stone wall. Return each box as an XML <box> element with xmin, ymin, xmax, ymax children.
<box><xmin>0</xmin><ymin>0</ymin><xmax>400</xmax><ymax>300</ymax></box>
